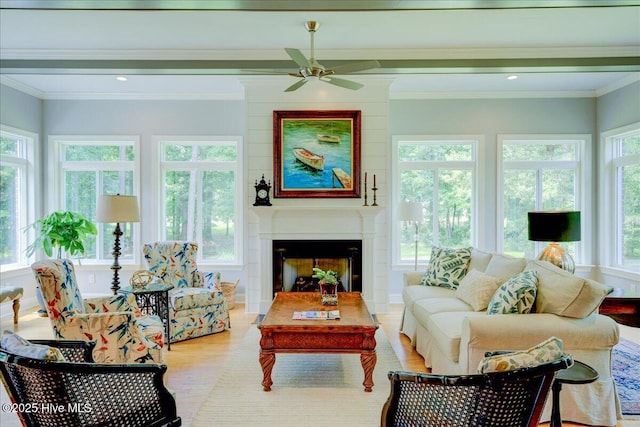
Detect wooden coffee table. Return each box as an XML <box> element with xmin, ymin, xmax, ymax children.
<box><xmin>258</xmin><ymin>292</ymin><xmax>379</xmax><ymax>392</ymax></box>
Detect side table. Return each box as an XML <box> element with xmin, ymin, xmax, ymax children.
<box><xmin>599</xmin><ymin>288</ymin><xmax>640</xmax><ymax>327</ymax></box>
<box><xmin>119</xmin><ymin>283</ymin><xmax>174</xmax><ymax>350</ymax></box>
<box><xmin>550</xmin><ymin>360</ymin><xmax>598</xmax><ymax>427</ymax></box>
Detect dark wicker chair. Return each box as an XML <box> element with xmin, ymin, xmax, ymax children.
<box><xmin>381</xmin><ymin>355</ymin><xmax>573</xmax><ymax>427</ymax></box>
<box><xmin>0</xmin><ymin>339</ymin><xmax>181</xmax><ymax>427</ymax></box>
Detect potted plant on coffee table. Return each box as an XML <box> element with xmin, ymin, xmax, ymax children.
<box><xmin>312</xmin><ymin>267</ymin><xmax>339</xmax><ymax>306</ymax></box>
<box><xmin>26</xmin><ymin>211</ymin><xmax>97</xmax><ymax>315</ymax></box>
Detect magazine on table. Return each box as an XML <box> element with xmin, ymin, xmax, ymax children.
<box><xmin>292</xmin><ymin>310</ymin><xmax>340</xmax><ymax>320</ymax></box>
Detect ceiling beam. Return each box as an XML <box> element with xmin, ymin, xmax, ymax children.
<box><xmin>1</xmin><ymin>0</ymin><xmax>638</xmax><ymax>10</ymax></box>
<box><xmin>2</xmin><ymin>57</ymin><xmax>639</xmax><ymax>75</ymax></box>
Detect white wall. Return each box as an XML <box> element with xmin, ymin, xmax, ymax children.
<box><xmin>242</xmin><ymin>77</ymin><xmax>392</xmax><ymax>313</ymax></box>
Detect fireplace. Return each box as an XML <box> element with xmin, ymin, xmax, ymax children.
<box><xmin>273</xmin><ymin>240</ymin><xmax>362</xmax><ymax>296</ymax></box>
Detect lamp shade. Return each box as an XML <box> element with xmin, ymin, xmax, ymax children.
<box><xmin>96</xmin><ymin>195</ymin><xmax>140</xmax><ymax>223</ymax></box>
<box><xmin>528</xmin><ymin>211</ymin><xmax>581</xmax><ymax>242</ymax></box>
<box><xmin>398</xmin><ymin>201</ymin><xmax>423</xmax><ymax>222</ymax></box>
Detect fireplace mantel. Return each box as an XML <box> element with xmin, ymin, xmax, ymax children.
<box><xmin>249</xmin><ymin>205</ymin><xmax>383</xmax><ymax>313</ymax></box>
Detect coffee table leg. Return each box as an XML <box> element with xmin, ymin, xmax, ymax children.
<box><xmin>259</xmin><ymin>350</ymin><xmax>275</xmax><ymax>391</ymax></box>
<box><xmin>361</xmin><ymin>351</ymin><xmax>377</xmax><ymax>392</ymax></box>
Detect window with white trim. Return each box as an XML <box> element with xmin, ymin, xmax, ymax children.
<box><xmin>602</xmin><ymin>124</ymin><xmax>640</xmax><ymax>273</ymax></box>
<box><xmin>498</xmin><ymin>135</ymin><xmax>586</xmax><ymax>261</ymax></box>
<box><xmin>0</xmin><ymin>126</ymin><xmax>36</xmax><ymax>269</ymax></box>
<box><xmin>53</xmin><ymin>136</ymin><xmax>138</xmax><ymax>262</ymax></box>
<box><xmin>158</xmin><ymin>137</ymin><xmax>242</xmax><ymax>264</ymax></box>
<box><xmin>393</xmin><ymin>136</ymin><xmax>478</xmax><ymax>267</ymax></box>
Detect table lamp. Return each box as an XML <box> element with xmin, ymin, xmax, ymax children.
<box><xmin>96</xmin><ymin>194</ymin><xmax>140</xmax><ymax>294</ymax></box>
<box><xmin>399</xmin><ymin>201</ymin><xmax>424</xmax><ymax>271</ymax></box>
<box><xmin>528</xmin><ymin>211</ymin><xmax>581</xmax><ymax>273</ymax></box>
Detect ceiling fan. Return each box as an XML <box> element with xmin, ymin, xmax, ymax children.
<box><xmin>282</xmin><ymin>21</ymin><xmax>380</xmax><ymax>92</ymax></box>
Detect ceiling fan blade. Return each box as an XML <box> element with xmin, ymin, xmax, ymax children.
<box><xmin>321</xmin><ymin>76</ymin><xmax>363</xmax><ymax>91</ymax></box>
<box><xmin>284</xmin><ymin>79</ymin><xmax>308</xmax><ymax>92</ymax></box>
<box><xmin>327</xmin><ymin>60</ymin><xmax>381</xmax><ymax>75</ymax></box>
<box><xmin>284</xmin><ymin>48</ymin><xmax>311</xmax><ymax>69</ymax></box>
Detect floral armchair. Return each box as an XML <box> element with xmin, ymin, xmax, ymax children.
<box><xmin>31</xmin><ymin>259</ymin><xmax>164</xmax><ymax>364</ymax></box>
<box><xmin>143</xmin><ymin>241</ymin><xmax>230</xmax><ymax>343</ymax></box>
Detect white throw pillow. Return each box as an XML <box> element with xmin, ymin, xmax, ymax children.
<box><xmin>455</xmin><ymin>269</ymin><xmax>503</xmax><ymax>311</ymax></box>
<box><xmin>525</xmin><ymin>260</ymin><xmax>608</xmax><ymax>318</ymax></box>
<box><xmin>484</xmin><ymin>254</ymin><xmax>527</xmax><ymax>283</ymax></box>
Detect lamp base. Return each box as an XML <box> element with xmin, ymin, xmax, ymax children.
<box><xmin>537</xmin><ymin>243</ymin><xmax>575</xmax><ymax>274</ymax></box>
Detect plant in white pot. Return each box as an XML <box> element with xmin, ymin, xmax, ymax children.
<box><xmin>26</xmin><ymin>211</ymin><xmax>97</xmax><ymax>315</ymax></box>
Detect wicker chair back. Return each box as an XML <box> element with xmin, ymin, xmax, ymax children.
<box><xmin>381</xmin><ymin>355</ymin><xmax>573</xmax><ymax>427</ymax></box>
<box><xmin>0</xmin><ymin>339</ymin><xmax>181</xmax><ymax>427</ymax></box>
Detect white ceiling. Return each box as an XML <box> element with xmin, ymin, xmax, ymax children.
<box><xmin>1</xmin><ymin>5</ymin><xmax>639</xmax><ymax>99</ymax></box>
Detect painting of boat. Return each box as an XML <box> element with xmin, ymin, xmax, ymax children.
<box><xmin>293</xmin><ymin>147</ymin><xmax>324</xmax><ymax>171</ymax></box>
<box><xmin>317</xmin><ymin>134</ymin><xmax>340</xmax><ymax>143</ymax></box>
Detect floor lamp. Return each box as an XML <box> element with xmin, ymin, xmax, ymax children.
<box><xmin>96</xmin><ymin>194</ymin><xmax>140</xmax><ymax>295</ymax></box>
<box><xmin>399</xmin><ymin>201</ymin><xmax>423</xmax><ymax>271</ymax></box>
<box><xmin>528</xmin><ymin>211</ymin><xmax>581</xmax><ymax>273</ymax></box>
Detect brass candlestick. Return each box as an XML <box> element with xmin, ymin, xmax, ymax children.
<box><xmin>363</xmin><ymin>184</ymin><xmax>369</xmax><ymax>206</ymax></box>
<box><xmin>372</xmin><ymin>187</ymin><xmax>378</xmax><ymax>206</ymax></box>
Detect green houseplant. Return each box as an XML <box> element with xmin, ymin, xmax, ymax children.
<box><xmin>26</xmin><ymin>211</ymin><xmax>97</xmax><ymax>259</ymax></box>
<box><xmin>26</xmin><ymin>211</ymin><xmax>97</xmax><ymax>316</ymax></box>
<box><xmin>312</xmin><ymin>267</ymin><xmax>339</xmax><ymax>306</ymax></box>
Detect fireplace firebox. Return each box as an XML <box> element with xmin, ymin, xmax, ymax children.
<box><xmin>272</xmin><ymin>240</ymin><xmax>362</xmax><ymax>296</ymax></box>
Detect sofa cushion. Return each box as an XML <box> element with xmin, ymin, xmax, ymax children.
<box><xmin>477</xmin><ymin>336</ymin><xmax>564</xmax><ymax>373</ymax></box>
<box><xmin>420</xmin><ymin>246</ymin><xmax>472</xmax><ymax>289</ymax></box>
<box><xmin>413</xmin><ymin>297</ymin><xmax>473</xmax><ymax>327</ymax></box>
<box><xmin>402</xmin><ymin>285</ymin><xmax>457</xmax><ymax>310</ymax></box>
<box><xmin>1</xmin><ymin>331</ymin><xmax>66</xmax><ymax>361</ymax></box>
<box><xmin>484</xmin><ymin>254</ymin><xmax>526</xmax><ymax>283</ymax></box>
<box><xmin>487</xmin><ymin>270</ymin><xmax>538</xmax><ymax>315</ymax></box>
<box><xmin>525</xmin><ymin>260</ymin><xmax>608</xmax><ymax>318</ymax></box>
<box><xmin>427</xmin><ymin>311</ymin><xmax>486</xmax><ymax>363</ymax></box>
<box><xmin>169</xmin><ymin>287</ymin><xmax>218</xmax><ymax>311</ymax></box>
<box><xmin>468</xmin><ymin>249</ymin><xmax>493</xmax><ymax>273</ymax></box>
<box><xmin>455</xmin><ymin>269</ymin><xmax>503</xmax><ymax>311</ymax></box>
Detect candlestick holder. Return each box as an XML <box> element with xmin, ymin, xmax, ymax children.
<box><xmin>363</xmin><ymin>185</ymin><xmax>369</xmax><ymax>206</ymax></box>
<box><xmin>371</xmin><ymin>187</ymin><xmax>378</xmax><ymax>206</ymax></box>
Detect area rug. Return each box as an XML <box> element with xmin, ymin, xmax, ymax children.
<box><xmin>192</xmin><ymin>326</ymin><xmax>402</xmax><ymax>426</ymax></box>
<box><xmin>613</xmin><ymin>337</ymin><xmax>640</xmax><ymax>415</ymax></box>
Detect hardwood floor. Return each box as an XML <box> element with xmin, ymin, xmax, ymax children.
<box><xmin>1</xmin><ymin>304</ymin><xmax>638</xmax><ymax>426</ymax></box>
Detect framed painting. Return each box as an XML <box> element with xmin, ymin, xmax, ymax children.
<box><xmin>273</xmin><ymin>110</ymin><xmax>361</xmax><ymax>198</ymax></box>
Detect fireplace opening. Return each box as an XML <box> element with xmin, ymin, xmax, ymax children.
<box><xmin>273</xmin><ymin>240</ymin><xmax>362</xmax><ymax>296</ymax></box>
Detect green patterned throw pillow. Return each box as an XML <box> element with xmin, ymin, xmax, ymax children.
<box><xmin>477</xmin><ymin>336</ymin><xmax>564</xmax><ymax>373</ymax></box>
<box><xmin>419</xmin><ymin>246</ymin><xmax>472</xmax><ymax>289</ymax></box>
<box><xmin>486</xmin><ymin>270</ymin><xmax>538</xmax><ymax>314</ymax></box>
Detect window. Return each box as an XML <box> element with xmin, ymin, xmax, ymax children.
<box><xmin>53</xmin><ymin>136</ymin><xmax>138</xmax><ymax>262</ymax></box>
<box><xmin>601</xmin><ymin>124</ymin><xmax>640</xmax><ymax>274</ymax></box>
<box><xmin>393</xmin><ymin>136</ymin><xmax>479</xmax><ymax>267</ymax></box>
<box><xmin>0</xmin><ymin>126</ymin><xmax>36</xmax><ymax>269</ymax></box>
<box><xmin>498</xmin><ymin>135</ymin><xmax>587</xmax><ymax>261</ymax></box>
<box><xmin>158</xmin><ymin>137</ymin><xmax>242</xmax><ymax>264</ymax></box>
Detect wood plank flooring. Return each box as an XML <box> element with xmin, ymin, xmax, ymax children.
<box><xmin>1</xmin><ymin>304</ymin><xmax>638</xmax><ymax>426</ymax></box>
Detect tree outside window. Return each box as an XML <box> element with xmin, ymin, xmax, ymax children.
<box><xmin>394</xmin><ymin>137</ymin><xmax>477</xmax><ymax>266</ymax></box>
<box><xmin>160</xmin><ymin>138</ymin><xmax>241</xmax><ymax>264</ymax></box>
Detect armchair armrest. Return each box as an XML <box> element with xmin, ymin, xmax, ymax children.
<box><xmin>403</xmin><ymin>271</ymin><xmax>424</xmax><ymax>287</ymax></box>
<box><xmin>83</xmin><ymin>293</ymin><xmax>140</xmax><ymax>314</ymax></box>
<box><xmin>203</xmin><ymin>271</ymin><xmax>222</xmax><ymax>294</ymax></box>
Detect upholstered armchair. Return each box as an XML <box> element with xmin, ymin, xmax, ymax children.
<box><xmin>143</xmin><ymin>241</ymin><xmax>230</xmax><ymax>343</ymax></box>
<box><xmin>31</xmin><ymin>259</ymin><xmax>164</xmax><ymax>364</ymax></box>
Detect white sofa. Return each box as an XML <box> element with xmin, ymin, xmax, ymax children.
<box><xmin>400</xmin><ymin>248</ymin><xmax>621</xmax><ymax>427</ymax></box>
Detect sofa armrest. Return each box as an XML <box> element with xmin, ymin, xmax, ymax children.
<box><xmin>459</xmin><ymin>313</ymin><xmax>619</xmax><ymax>373</ymax></box>
<box><xmin>403</xmin><ymin>271</ymin><xmax>424</xmax><ymax>287</ymax></box>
